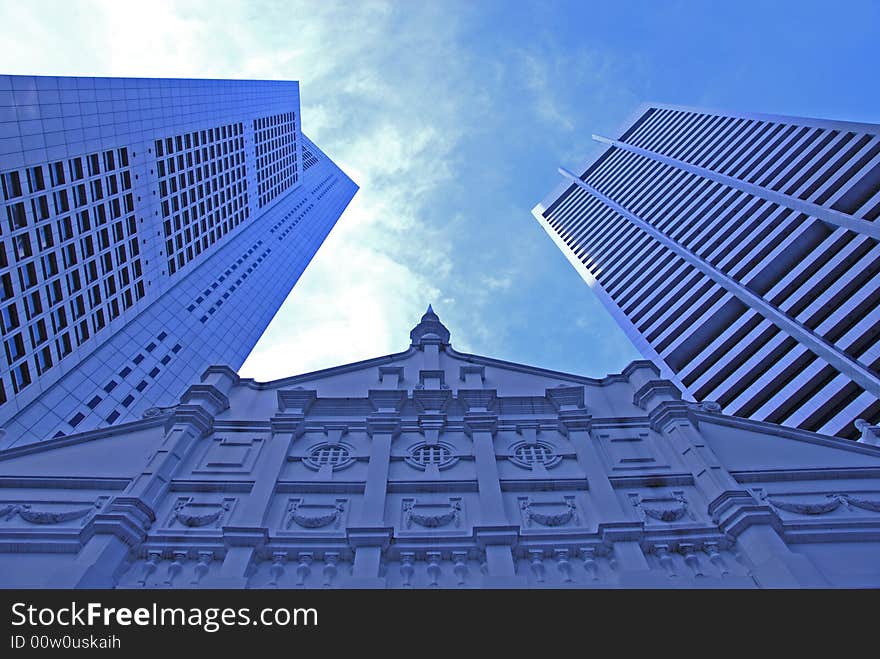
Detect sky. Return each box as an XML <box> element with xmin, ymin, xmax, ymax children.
<box><xmin>1</xmin><ymin>0</ymin><xmax>878</xmax><ymax>382</ymax></box>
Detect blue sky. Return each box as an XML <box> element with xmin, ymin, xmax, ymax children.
<box><xmin>1</xmin><ymin>0</ymin><xmax>878</xmax><ymax>381</ymax></box>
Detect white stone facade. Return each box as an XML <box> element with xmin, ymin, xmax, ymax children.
<box><xmin>1</xmin><ymin>308</ymin><xmax>879</xmax><ymax>588</ymax></box>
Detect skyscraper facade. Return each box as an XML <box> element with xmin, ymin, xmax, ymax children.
<box><xmin>533</xmin><ymin>104</ymin><xmax>880</xmax><ymax>440</ymax></box>
<box><xmin>0</xmin><ymin>76</ymin><xmax>357</xmax><ymax>447</ymax></box>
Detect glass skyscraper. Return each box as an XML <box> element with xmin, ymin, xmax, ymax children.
<box><xmin>533</xmin><ymin>103</ymin><xmax>880</xmax><ymax>439</ymax></box>
<box><xmin>0</xmin><ymin>76</ymin><xmax>357</xmax><ymax>447</ymax></box>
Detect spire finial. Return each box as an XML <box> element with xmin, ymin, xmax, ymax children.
<box><xmin>410</xmin><ymin>304</ymin><xmax>450</xmax><ymax>346</ymax></box>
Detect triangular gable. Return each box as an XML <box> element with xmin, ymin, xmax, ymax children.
<box><xmin>0</xmin><ymin>421</ymin><xmax>163</xmax><ymax>480</ymax></box>
<box><xmin>701</xmin><ymin>417</ymin><xmax>880</xmax><ymax>473</ymax></box>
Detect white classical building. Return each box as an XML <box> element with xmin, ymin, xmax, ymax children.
<box><xmin>1</xmin><ymin>307</ymin><xmax>879</xmax><ymax>588</ymax></box>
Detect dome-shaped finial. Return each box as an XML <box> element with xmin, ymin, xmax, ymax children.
<box><xmin>410</xmin><ymin>304</ymin><xmax>450</xmax><ymax>346</ymax></box>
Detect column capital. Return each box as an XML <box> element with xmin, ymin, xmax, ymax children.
<box><xmin>708</xmin><ymin>490</ymin><xmax>775</xmax><ymax>538</ymax></box>
<box><xmin>647</xmin><ymin>400</ymin><xmax>694</xmax><ymax>433</ymax></box>
<box><xmin>200</xmin><ymin>365</ymin><xmax>240</xmax><ymax>390</ymax></box>
<box><xmin>269</xmin><ymin>413</ymin><xmax>306</xmax><ymax>435</ymax></box>
<box><xmin>179</xmin><ymin>383</ymin><xmax>229</xmax><ymax>415</ymax></box>
<box><xmin>85</xmin><ymin>496</ymin><xmax>155</xmax><ymax>546</ymax></box>
<box><xmin>463</xmin><ymin>412</ymin><xmax>499</xmax><ymax>436</ymax></box>
<box><xmin>546</xmin><ymin>385</ymin><xmax>586</xmax><ymax>412</ymax></box>
<box><xmin>418</xmin><ymin>413</ymin><xmax>446</xmax><ymax>432</ymax></box>
<box><xmin>365</xmin><ymin>414</ymin><xmax>401</xmax><ymax>437</ymax></box>
<box><xmin>633</xmin><ymin>378</ymin><xmax>682</xmax><ymax>411</ymax></box>
<box><xmin>557</xmin><ymin>409</ymin><xmax>593</xmax><ymax>435</ymax></box>
<box><xmin>367</xmin><ymin>389</ymin><xmax>407</xmax><ymax>414</ymax></box>
<box><xmin>277</xmin><ymin>388</ymin><xmax>317</xmax><ymax>414</ymax></box>
<box><xmin>413</xmin><ymin>387</ymin><xmax>452</xmax><ymax>412</ymax></box>
<box><xmin>168</xmin><ymin>404</ymin><xmax>216</xmax><ymax>437</ymax></box>
<box><xmin>458</xmin><ymin>389</ymin><xmax>498</xmax><ymax>413</ymax></box>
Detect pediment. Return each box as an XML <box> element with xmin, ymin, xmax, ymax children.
<box><xmin>0</xmin><ymin>422</ymin><xmax>163</xmax><ymax>480</ymax></box>
<box><xmin>700</xmin><ymin>417</ymin><xmax>880</xmax><ymax>474</ymax></box>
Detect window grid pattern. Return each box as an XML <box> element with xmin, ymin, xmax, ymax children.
<box><xmin>0</xmin><ymin>77</ymin><xmax>359</xmax><ymax>447</ymax></box>
<box><xmin>407</xmin><ymin>442</ymin><xmax>457</xmax><ymax>470</ymax></box>
<box><xmin>270</xmin><ymin>198</ymin><xmax>313</xmax><ymax>242</ymax></box>
<box><xmin>254</xmin><ymin>112</ymin><xmax>297</xmax><ymax>208</ymax></box>
<box><xmin>301</xmin><ymin>143</ymin><xmax>319</xmax><ymax>171</ymax></box>
<box><xmin>313</xmin><ymin>175</ymin><xmax>339</xmax><ymax>201</ymax></box>
<box><xmin>0</xmin><ymin>148</ymin><xmax>144</xmax><ymax>404</ymax></box>
<box><xmin>304</xmin><ymin>443</ymin><xmax>354</xmax><ymax>471</ymax></box>
<box><xmin>51</xmin><ymin>330</ymin><xmax>181</xmax><ymax>438</ymax></box>
<box><xmin>154</xmin><ymin>123</ymin><xmax>249</xmax><ymax>276</ymax></box>
<box><xmin>197</xmin><ymin>246</ymin><xmax>272</xmax><ymax>324</ymax></box>
<box><xmin>541</xmin><ymin>105</ymin><xmax>880</xmax><ymax>439</ymax></box>
<box><xmin>510</xmin><ymin>441</ymin><xmax>561</xmax><ymax>469</ymax></box>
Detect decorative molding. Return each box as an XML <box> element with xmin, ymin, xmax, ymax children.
<box><xmin>633</xmin><ymin>379</ymin><xmax>683</xmax><ymax>411</ymax></box>
<box><xmin>170</xmin><ymin>498</ymin><xmax>233</xmax><ymax>528</ymax></box>
<box><xmin>647</xmin><ymin>400</ymin><xmax>693</xmax><ymax>433</ymax></box>
<box><xmin>546</xmin><ymin>385</ymin><xmax>585</xmax><ymax>411</ymax></box>
<box><xmin>365</xmin><ymin>414</ymin><xmax>402</xmax><ymax>437</ymax></box>
<box><xmin>168</xmin><ymin>404</ymin><xmax>216</xmax><ymax>437</ymax></box>
<box><xmin>520</xmin><ymin>497</ymin><xmax>578</xmax><ymax>528</ymax></box>
<box><xmin>556</xmin><ymin>409</ymin><xmax>592</xmax><ymax>435</ymax></box>
<box><xmin>761</xmin><ymin>492</ymin><xmax>880</xmax><ymax>516</ymax></box>
<box><xmin>699</xmin><ymin>401</ymin><xmax>723</xmax><ymax>414</ymax></box>
<box><xmin>0</xmin><ymin>500</ymin><xmax>100</xmax><ymax>525</ymax></box>
<box><xmin>767</xmin><ymin>496</ymin><xmax>842</xmax><ymax>516</ymax></box>
<box><xmin>416</xmin><ymin>370</ymin><xmax>450</xmax><ymax>391</ymax></box>
<box><xmin>631</xmin><ymin>492</ymin><xmax>692</xmax><ymax>523</ymax></box>
<box><xmin>378</xmin><ymin>366</ymin><xmax>405</xmax><ymax>386</ymax></box>
<box><xmin>457</xmin><ymin>389</ymin><xmax>498</xmax><ymax>413</ymax></box>
<box><xmin>142</xmin><ymin>404</ymin><xmax>178</xmax><ymax>419</ymax></box>
<box><xmin>844</xmin><ymin>494</ymin><xmax>880</xmax><ymax>513</ymax></box>
<box><xmin>367</xmin><ymin>389</ymin><xmax>407</xmax><ymax>413</ymax></box>
<box><xmin>277</xmin><ymin>388</ymin><xmax>317</xmax><ymax>414</ymax></box>
<box><xmin>413</xmin><ymin>388</ymin><xmax>452</xmax><ymax>412</ymax></box>
<box><xmin>285</xmin><ymin>499</ymin><xmax>346</xmax><ymax>530</ymax></box>
<box><xmin>855</xmin><ymin>419</ymin><xmax>880</xmax><ymax>447</ymax></box>
<box><xmin>459</xmin><ymin>365</ymin><xmax>485</xmax><ymax>383</ymax></box>
<box><xmin>462</xmin><ymin>411</ymin><xmax>499</xmax><ymax>436</ymax></box>
<box><xmin>403</xmin><ymin>498</ymin><xmax>461</xmax><ymax>529</ymax></box>
<box><xmin>179</xmin><ymin>384</ymin><xmax>231</xmax><ymax>415</ymax></box>
<box><xmin>270</xmin><ymin>413</ymin><xmax>306</xmax><ymax>435</ymax></box>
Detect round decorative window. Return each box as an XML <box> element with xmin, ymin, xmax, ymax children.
<box><xmin>509</xmin><ymin>441</ymin><xmax>561</xmax><ymax>469</ymax></box>
<box><xmin>406</xmin><ymin>442</ymin><xmax>458</xmax><ymax>471</ymax></box>
<box><xmin>304</xmin><ymin>443</ymin><xmax>354</xmax><ymax>471</ymax></box>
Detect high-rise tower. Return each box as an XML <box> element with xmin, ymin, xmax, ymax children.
<box><xmin>0</xmin><ymin>76</ymin><xmax>357</xmax><ymax>446</ymax></box>
<box><xmin>533</xmin><ymin>104</ymin><xmax>880</xmax><ymax>439</ymax></box>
